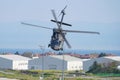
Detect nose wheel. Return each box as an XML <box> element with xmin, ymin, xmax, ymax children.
<box><xmin>48</xmin><ymin>44</ymin><xmax>51</xmax><ymax>47</ymax></box>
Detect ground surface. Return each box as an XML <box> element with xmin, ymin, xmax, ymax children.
<box><xmin>1</xmin><ymin>70</ymin><xmax>120</xmax><ymax>80</ymax></box>
<box><xmin>0</xmin><ymin>78</ymin><xmax>17</xmax><ymax>80</ymax></box>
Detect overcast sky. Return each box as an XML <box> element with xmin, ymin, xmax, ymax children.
<box><xmin>0</xmin><ymin>0</ymin><xmax>120</xmax><ymax>50</ymax></box>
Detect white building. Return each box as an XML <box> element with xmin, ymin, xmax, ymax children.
<box><xmin>29</xmin><ymin>55</ymin><xmax>84</xmax><ymax>71</ymax></box>
<box><xmin>83</xmin><ymin>56</ymin><xmax>120</xmax><ymax>72</ymax></box>
<box><xmin>0</xmin><ymin>55</ymin><xmax>31</xmax><ymax>70</ymax></box>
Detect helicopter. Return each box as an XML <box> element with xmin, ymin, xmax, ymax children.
<box><xmin>21</xmin><ymin>6</ymin><xmax>100</xmax><ymax>51</ymax></box>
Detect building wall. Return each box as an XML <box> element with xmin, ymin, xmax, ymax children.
<box><xmin>67</xmin><ymin>61</ymin><xmax>83</xmax><ymax>71</ymax></box>
<box><xmin>29</xmin><ymin>56</ymin><xmax>67</xmax><ymax>71</ymax></box>
<box><xmin>83</xmin><ymin>58</ymin><xmax>115</xmax><ymax>72</ymax></box>
<box><xmin>0</xmin><ymin>57</ymin><xmax>12</xmax><ymax>69</ymax></box>
<box><xmin>28</xmin><ymin>58</ymin><xmax>40</xmax><ymax>70</ymax></box>
<box><xmin>44</xmin><ymin>56</ymin><xmax>67</xmax><ymax>70</ymax></box>
<box><xmin>29</xmin><ymin>56</ymin><xmax>84</xmax><ymax>71</ymax></box>
<box><xmin>13</xmin><ymin>61</ymin><xmax>29</xmax><ymax>70</ymax></box>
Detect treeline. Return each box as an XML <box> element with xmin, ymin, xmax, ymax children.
<box><xmin>87</xmin><ymin>61</ymin><xmax>120</xmax><ymax>73</ymax></box>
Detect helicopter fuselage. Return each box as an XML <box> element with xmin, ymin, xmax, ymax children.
<box><xmin>48</xmin><ymin>29</ymin><xmax>65</xmax><ymax>51</ymax></box>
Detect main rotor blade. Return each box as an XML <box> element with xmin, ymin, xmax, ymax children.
<box><xmin>64</xmin><ymin>36</ymin><xmax>71</xmax><ymax>48</ymax></box>
<box><xmin>21</xmin><ymin>22</ymin><xmax>52</xmax><ymax>30</ymax></box>
<box><xmin>61</xmin><ymin>33</ymin><xmax>71</xmax><ymax>48</ymax></box>
<box><xmin>62</xmin><ymin>30</ymin><xmax>100</xmax><ymax>34</ymax></box>
<box><xmin>51</xmin><ymin>10</ymin><xmax>60</xmax><ymax>29</ymax></box>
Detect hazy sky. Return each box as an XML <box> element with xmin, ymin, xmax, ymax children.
<box><xmin>0</xmin><ymin>0</ymin><xmax>120</xmax><ymax>50</ymax></box>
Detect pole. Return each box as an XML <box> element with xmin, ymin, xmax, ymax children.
<box><xmin>39</xmin><ymin>45</ymin><xmax>45</xmax><ymax>80</ymax></box>
<box><xmin>62</xmin><ymin>53</ymin><xmax>64</xmax><ymax>80</ymax></box>
<box><xmin>62</xmin><ymin>49</ymin><xmax>65</xmax><ymax>80</ymax></box>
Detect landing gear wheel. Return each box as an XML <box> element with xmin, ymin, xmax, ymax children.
<box><xmin>48</xmin><ymin>44</ymin><xmax>51</xmax><ymax>47</ymax></box>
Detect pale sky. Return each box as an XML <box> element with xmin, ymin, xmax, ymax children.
<box><xmin>0</xmin><ymin>0</ymin><xmax>120</xmax><ymax>50</ymax></box>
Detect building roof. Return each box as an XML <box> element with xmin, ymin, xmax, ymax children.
<box><xmin>50</xmin><ymin>55</ymin><xmax>83</xmax><ymax>61</ymax></box>
<box><xmin>0</xmin><ymin>55</ymin><xmax>31</xmax><ymax>61</ymax></box>
<box><xmin>104</xmin><ymin>56</ymin><xmax>120</xmax><ymax>62</ymax></box>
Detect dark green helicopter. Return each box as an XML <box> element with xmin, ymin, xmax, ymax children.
<box><xmin>21</xmin><ymin>6</ymin><xmax>100</xmax><ymax>51</ymax></box>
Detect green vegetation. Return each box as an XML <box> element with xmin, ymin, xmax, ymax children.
<box><xmin>0</xmin><ymin>70</ymin><xmax>39</xmax><ymax>80</ymax></box>
<box><xmin>87</xmin><ymin>61</ymin><xmax>120</xmax><ymax>77</ymax></box>
<box><xmin>61</xmin><ymin>78</ymin><xmax>95</xmax><ymax>80</ymax></box>
<box><xmin>0</xmin><ymin>69</ymin><xmax>120</xmax><ymax>80</ymax></box>
<box><xmin>91</xmin><ymin>61</ymin><xmax>120</xmax><ymax>73</ymax></box>
<box><xmin>95</xmin><ymin>73</ymin><xmax>120</xmax><ymax>77</ymax></box>
<box><xmin>98</xmin><ymin>53</ymin><xmax>107</xmax><ymax>57</ymax></box>
<box><xmin>0</xmin><ymin>70</ymin><xmax>63</xmax><ymax>80</ymax></box>
<box><xmin>0</xmin><ymin>70</ymin><xmax>93</xmax><ymax>80</ymax></box>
